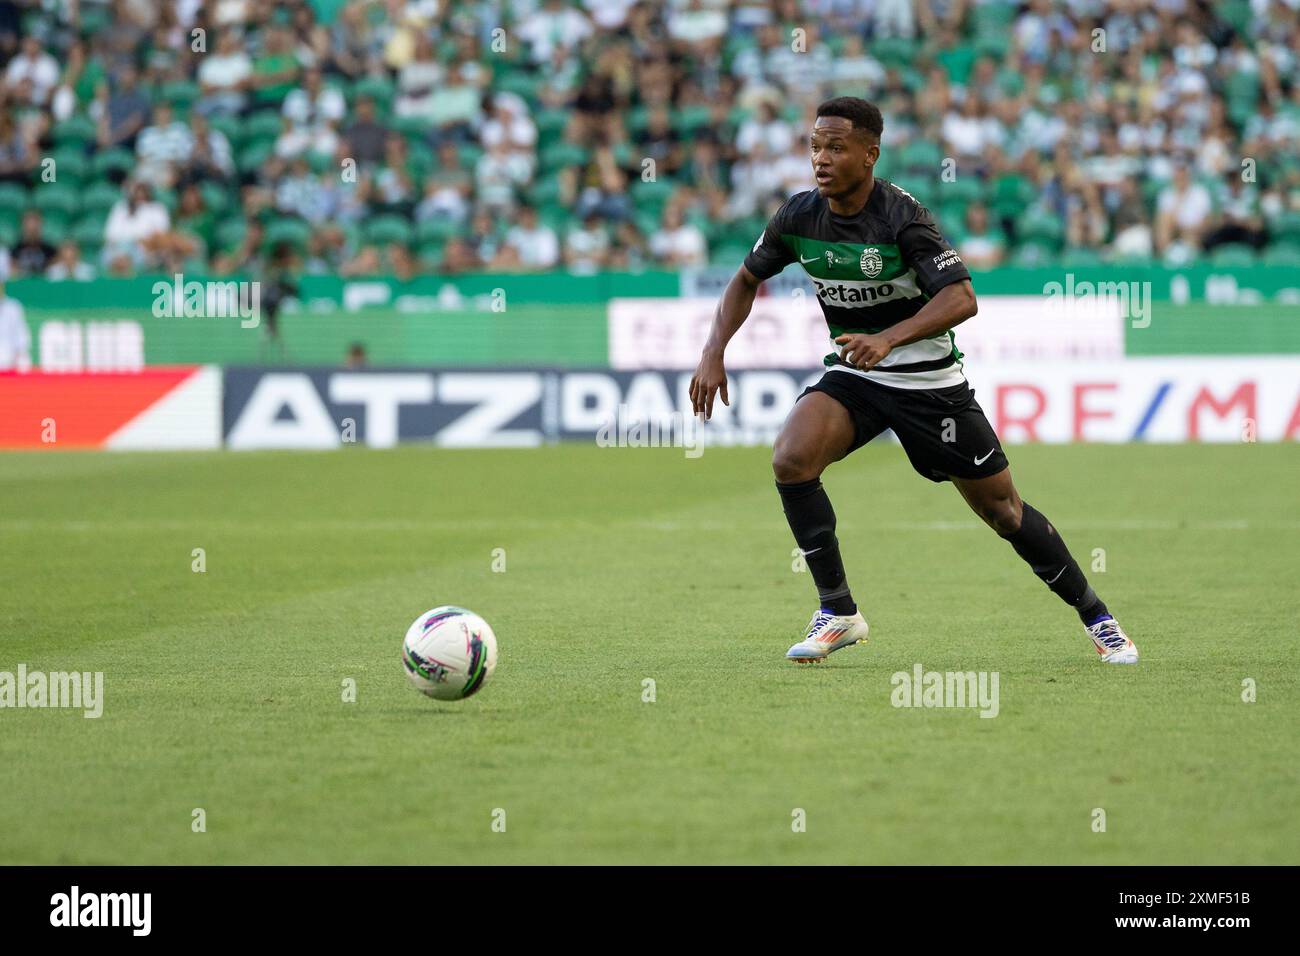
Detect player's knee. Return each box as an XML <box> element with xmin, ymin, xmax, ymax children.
<box><xmin>772</xmin><ymin>444</ymin><xmax>822</xmax><ymax>483</ymax></box>
<box><xmin>983</xmin><ymin>496</ymin><xmax>1022</xmax><ymax>535</ymax></box>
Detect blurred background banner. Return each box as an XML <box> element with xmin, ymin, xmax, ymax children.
<box><xmin>203</xmin><ymin>361</ymin><xmax>1300</xmax><ymax>450</ymax></box>
<box><xmin>0</xmin><ymin>0</ymin><xmax>1297</xmax><ymax>447</ymax></box>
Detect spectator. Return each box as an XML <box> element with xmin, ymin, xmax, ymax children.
<box><xmin>95</xmin><ymin>64</ymin><xmax>151</xmax><ymax>151</ymax></box>
<box><xmin>102</xmin><ymin>181</ymin><xmax>170</xmax><ymax>275</ymax></box>
<box><xmin>46</xmin><ymin>240</ymin><xmax>96</xmax><ymax>281</ymax></box>
<box><xmin>564</xmin><ymin>212</ymin><xmax>610</xmax><ymax>273</ymax></box>
<box><xmin>493</xmin><ymin>204</ymin><xmax>560</xmax><ymax>271</ymax></box>
<box><xmin>1155</xmin><ymin>164</ymin><xmax>1213</xmax><ymax>258</ymax></box>
<box><xmin>0</xmin><ymin>278</ymin><xmax>30</xmax><ymax>371</ymax></box>
<box><xmin>11</xmin><ymin>210</ymin><xmax>57</xmax><ymax>276</ymax></box>
<box><xmin>0</xmin><ymin>110</ymin><xmax>34</xmax><ymax>184</ymax></box>
<box><xmin>135</xmin><ymin>102</ymin><xmax>192</xmax><ymax>186</ymax></box>
<box><xmin>648</xmin><ymin>206</ymin><xmax>707</xmax><ymax>267</ymax></box>
<box><xmin>196</xmin><ymin>29</ymin><xmax>252</xmax><ymax>115</ymax></box>
<box><xmin>5</xmin><ymin>35</ymin><xmax>59</xmax><ymax>107</ymax></box>
<box><xmin>345</xmin><ymin>342</ymin><xmax>367</xmax><ymax>368</ymax></box>
<box><xmin>519</xmin><ymin>0</ymin><xmax>593</xmax><ymax>65</ymax></box>
<box><xmin>956</xmin><ymin>204</ymin><xmax>1005</xmax><ymax>269</ymax></box>
<box><xmin>343</xmin><ymin>95</ymin><xmax>388</xmax><ymax>166</ymax></box>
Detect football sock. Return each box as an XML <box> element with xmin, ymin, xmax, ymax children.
<box><xmin>999</xmin><ymin>502</ymin><xmax>1109</xmax><ymax>625</ymax></box>
<box><xmin>776</xmin><ymin>478</ymin><xmax>857</xmax><ymax>616</ymax></box>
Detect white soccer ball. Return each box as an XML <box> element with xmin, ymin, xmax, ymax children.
<box><xmin>402</xmin><ymin>606</ymin><xmax>498</xmax><ymax>701</ymax></box>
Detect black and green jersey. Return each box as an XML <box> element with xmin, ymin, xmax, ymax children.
<box><xmin>743</xmin><ymin>179</ymin><xmax>972</xmax><ymax>389</ymax></box>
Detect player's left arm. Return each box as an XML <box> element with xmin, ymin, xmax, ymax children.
<box><xmin>836</xmin><ymin>205</ymin><xmax>976</xmax><ymax>371</ymax></box>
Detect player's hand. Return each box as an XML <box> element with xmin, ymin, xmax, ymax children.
<box><xmin>834</xmin><ymin>333</ymin><xmax>892</xmax><ymax>371</ymax></box>
<box><xmin>688</xmin><ymin>352</ymin><xmax>729</xmax><ymax>420</ymax></box>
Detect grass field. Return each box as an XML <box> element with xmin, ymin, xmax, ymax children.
<box><xmin>1</xmin><ymin>442</ymin><xmax>1297</xmax><ymax>865</ymax></box>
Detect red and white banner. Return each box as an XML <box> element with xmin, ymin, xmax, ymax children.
<box><xmin>0</xmin><ymin>366</ymin><xmax>221</xmax><ymax>449</ymax></box>
<box><xmin>964</xmin><ymin>358</ymin><xmax>1300</xmax><ymax>442</ymax></box>
<box><xmin>608</xmin><ymin>295</ymin><xmax>1123</xmax><ymax>369</ymax></box>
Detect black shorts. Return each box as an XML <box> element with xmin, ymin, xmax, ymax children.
<box><xmin>800</xmin><ymin>369</ymin><xmax>1009</xmax><ymax>483</ymax></box>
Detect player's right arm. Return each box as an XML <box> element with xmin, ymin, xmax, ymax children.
<box><xmin>689</xmin><ymin>201</ymin><xmax>796</xmax><ymax>420</ymax></box>
<box><xmin>689</xmin><ymin>264</ymin><xmax>761</xmax><ymax>419</ymax></box>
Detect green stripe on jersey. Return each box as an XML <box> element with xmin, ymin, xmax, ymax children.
<box><xmin>781</xmin><ymin>236</ymin><xmax>907</xmax><ymax>282</ymax></box>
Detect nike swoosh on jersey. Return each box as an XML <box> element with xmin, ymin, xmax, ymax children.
<box><xmin>974</xmin><ymin>448</ymin><xmax>996</xmax><ymax>465</ymax></box>
<box><xmin>799</xmin><ymin>254</ymin><xmax>819</xmax><ymax>263</ymax></box>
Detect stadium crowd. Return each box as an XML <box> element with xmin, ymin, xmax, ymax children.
<box><xmin>0</xmin><ymin>0</ymin><xmax>1297</xmax><ymax>281</ymax></box>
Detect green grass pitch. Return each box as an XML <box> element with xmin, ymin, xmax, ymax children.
<box><xmin>1</xmin><ymin>442</ymin><xmax>1296</xmax><ymax>864</ymax></box>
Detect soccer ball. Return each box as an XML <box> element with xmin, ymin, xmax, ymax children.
<box><xmin>402</xmin><ymin>606</ymin><xmax>498</xmax><ymax>701</ymax></box>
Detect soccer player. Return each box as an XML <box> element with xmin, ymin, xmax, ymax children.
<box><xmin>688</xmin><ymin>98</ymin><xmax>1138</xmax><ymax>665</ymax></box>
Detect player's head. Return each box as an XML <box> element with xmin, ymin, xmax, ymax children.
<box><xmin>810</xmin><ymin>97</ymin><xmax>883</xmax><ymax>199</ymax></box>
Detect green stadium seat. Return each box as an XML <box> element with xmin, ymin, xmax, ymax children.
<box><xmin>1059</xmin><ymin>247</ymin><xmax>1105</xmax><ymax>268</ymax></box>
<box><xmin>630</xmin><ymin>178</ymin><xmax>675</xmax><ymax>208</ymax></box>
<box><xmin>415</xmin><ymin>218</ymin><xmax>463</xmax><ymax>244</ymax></box>
<box><xmin>391</xmin><ymin>114</ymin><xmax>429</xmax><ymax>144</ymax></box>
<box><xmin>416</xmin><ymin>241</ymin><xmax>445</xmax><ymax>269</ymax></box>
<box><xmin>539</xmin><ymin>141</ymin><xmax>589</xmax><ymax>172</ymax></box>
<box><xmin>972</xmin><ymin>2</ymin><xmax>1018</xmax><ymax>35</ymax></box>
<box><xmin>153</xmin><ymin>187</ymin><xmax>178</xmax><ymax>214</ymax></box>
<box><xmin>242</xmin><ymin>110</ymin><xmax>284</xmax><ymax>144</ymax></box>
<box><xmin>161</xmin><ymin>80</ymin><xmax>200</xmax><ymax>111</ymax></box>
<box><xmin>938</xmin><ymin>177</ymin><xmax>986</xmax><ymax>206</ymax></box>
<box><xmin>710</xmin><ymin>243</ymin><xmax>751</xmax><ymax>266</ymax></box>
<box><xmin>674</xmin><ymin>105</ymin><xmax>712</xmax><ymax>136</ymax></box>
<box><xmin>898</xmin><ymin>140</ymin><xmax>943</xmax><ymax>174</ymax></box>
<box><xmin>535</xmin><ymin>108</ymin><xmax>569</xmax><ymax>139</ymax></box>
<box><xmin>1209</xmin><ymin>244</ymin><xmax>1257</xmax><ymax>267</ymax></box>
<box><xmin>49</xmin><ymin>147</ymin><xmax>89</xmax><ymax>186</ymax></box>
<box><xmin>91</xmin><ymin>148</ymin><xmax>135</xmax><ymax>179</ymax></box>
<box><xmin>872</xmin><ymin>37</ymin><xmax>918</xmax><ymax>69</ymax></box>
<box><xmin>264</xmin><ymin>217</ymin><xmax>312</xmax><ymax>251</ymax></box>
<box><xmin>351</xmin><ymin>75</ymin><xmax>395</xmax><ymax>111</ymax></box>
<box><xmin>199</xmin><ymin>182</ymin><xmax>231</xmax><ymax>215</ymax></box>
<box><xmin>1262</xmin><ymin>243</ymin><xmax>1300</xmax><ymax>267</ymax></box>
<box><xmin>42</xmin><ymin>218</ymin><xmax>70</xmax><ymax>245</ymax></box>
<box><xmin>0</xmin><ymin>182</ymin><xmax>27</xmax><ymax>218</ymax></box>
<box><xmin>0</xmin><ymin>220</ymin><xmax>16</xmax><ymax>247</ymax></box>
<box><xmin>51</xmin><ymin>114</ymin><xmax>96</xmax><ymax>148</ymax></box>
<box><xmin>457</xmin><ymin>144</ymin><xmax>484</xmax><ymax>171</ymax></box>
<box><xmin>1018</xmin><ymin>209</ymin><xmax>1064</xmax><ymax>247</ymax></box>
<box><xmin>526</xmin><ymin>174</ymin><xmax>563</xmax><ymax>207</ymax></box>
<box><xmin>1010</xmin><ymin>241</ymin><xmax>1056</xmax><ymax>267</ymax></box>
<box><xmin>214</xmin><ymin>217</ymin><xmax>248</xmax><ymax>251</ymax></box>
<box><xmin>207</xmin><ymin>113</ymin><xmax>242</xmax><ymax>145</ymax></box>
<box><xmin>1271</xmin><ymin>212</ymin><xmax>1300</xmax><ymax>245</ymax></box>
<box><xmin>494</xmin><ymin>69</ymin><xmax>541</xmax><ymax>106</ymax></box>
<box><xmin>625</xmin><ymin>106</ymin><xmax>651</xmax><ymax>138</ymax></box>
<box><xmin>364</xmin><ymin>214</ymin><xmax>413</xmax><ymax>246</ymax></box>
<box><xmin>29</xmin><ymin>183</ymin><xmax>80</xmax><ymax>220</ymax></box>
<box><xmin>79</xmin><ymin>181</ymin><xmax>122</xmax><ymax>216</ymax></box>
<box><xmin>71</xmin><ymin>215</ymin><xmax>106</xmax><ymax>251</ymax></box>
<box><xmin>237</xmin><ymin>140</ymin><xmax>275</xmax><ymax>175</ymax></box>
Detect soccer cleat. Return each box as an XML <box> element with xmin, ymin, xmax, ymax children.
<box><xmin>786</xmin><ymin>609</ymin><xmax>869</xmax><ymax>663</ymax></box>
<box><xmin>1085</xmin><ymin>616</ymin><xmax>1139</xmax><ymax>664</ymax></box>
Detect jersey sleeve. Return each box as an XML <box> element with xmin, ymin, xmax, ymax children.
<box><xmin>742</xmin><ymin>200</ymin><xmax>796</xmax><ymax>281</ymax></box>
<box><xmin>898</xmin><ymin>205</ymin><xmax>971</xmax><ymax>297</ymax></box>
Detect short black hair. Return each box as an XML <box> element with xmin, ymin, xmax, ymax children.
<box><xmin>816</xmin><ymin>97</ymin><xmax>884</xmax><ymax>141</ymax></box>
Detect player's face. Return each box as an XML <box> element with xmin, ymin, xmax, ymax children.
<box><xmin>809</xmin><ymin>117</ymin><xmax>876</xmax><ymax>198</ymax></box>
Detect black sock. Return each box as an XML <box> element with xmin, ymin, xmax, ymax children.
<box><xmin>999</xmin><ymin>502</ymin><xmax>1109</xmax><ymax>625</ymax></box>
<box><xmin>776</xmin><ymin>478</ymin><xmax>857</xmax><ymax>616</ymax></box>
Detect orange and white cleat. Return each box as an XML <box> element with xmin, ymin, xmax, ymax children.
<box><xmin>1085</xmin><ymin>616</ymin><xmax>1139</xmax><ymax>664</ymax></box>
<box><xmin>786</xmin><ymin>609</ymin><xmax>869</xmax><ymax>663</ymax></box>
